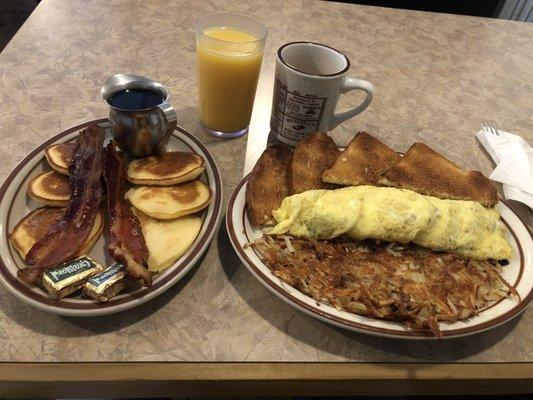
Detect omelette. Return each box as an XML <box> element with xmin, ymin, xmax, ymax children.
<box><xmin>269</xmin><ymin>186</ymin><xmax>512</xmax><ymax>260</ymax></box>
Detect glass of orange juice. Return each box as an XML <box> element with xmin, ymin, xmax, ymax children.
<box><xmin>196</xmin><ymin>13</ymin><xmax>267</xmax><ymax>138</ymax></box>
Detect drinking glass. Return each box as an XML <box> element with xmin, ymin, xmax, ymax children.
<box><xmin>196</xmin><ymin>13</ymin><xmax>267</xmax><ymax>138</ymax></box>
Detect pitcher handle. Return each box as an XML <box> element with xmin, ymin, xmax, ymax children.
<box><xmin>158</xmin><ymin>101</ymin><xmax>178</xmax><ymax>133</ymax></box>
<box><xmin>155</xmin><ymin>101</ymin><xmax>177</xmax><ymax>154</ymax></box>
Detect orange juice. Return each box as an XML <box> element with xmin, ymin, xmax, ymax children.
<box><xmin>197</xmin><ymin>27</ymin><xmax>264</xmax><ymax>133</ymax></box>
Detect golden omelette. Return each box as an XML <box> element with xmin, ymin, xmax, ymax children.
<box><xmin>269</xmin><ymin>186</ymin><xmax>512</xmax><ymax>260</ymax></box>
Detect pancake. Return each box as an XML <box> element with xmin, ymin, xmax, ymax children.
<box><xmin>379</xmin><ymin>142</ymin><xmax>498</xmax><ymax>207</ymax></box>
<box><xmin>27</xmin><ymin>170</ymin><xmax>71</xmax><ymax>207</ymax></box>
<box><xmin>126</xmin><ymin>180</ymin><xmax>212</xmax><ymax>220</ymax></box>
<box><xmin>290</xmin><ymin>133</ymin><xmax>340</xmax><ymax>194</ymax></box>
<box><xmin>44</xmin><ymin>142</ymin><xmax>76</xmax><ymax>175</ymax></box>
<box><xmin>322</xmin><ymin>131</ymin><xmax>401</xmax><ymax>186</ymax></box>
<box><xmin>10</xmin><ymin>207</ymin><xmax>104</xmax><ymax>261</ymax></box>
<box><xmin>127</xmin><ymin>151</ymin><xmax>205</xmax><ymax>186</ymax></box>
<box><xmin>132</xmin><ymin>207</ymin><xmax>202</xmax><ymax>272</ymax></box>
<box><xmin>245</xmin><ymin>144</ymin><xmax>293</xmax><ymax>227</ymax></box>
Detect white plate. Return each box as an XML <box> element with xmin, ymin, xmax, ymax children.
<box><xmin>226</xmin><ymin>174</ymin><xmax>533</xmax><ymax>339</ymax></box>
<box><xmin>0</xmin><ymin>119</ymin><xmax>223</xmax><ymax>316</ymax></box>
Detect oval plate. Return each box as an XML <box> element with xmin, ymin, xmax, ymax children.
<box><xmin>227</xmin><ymin>174</ymin><xmax>533</xmax><ymax>339</ymax></box>
<box><xmin>0</xmin><ymin>119</ymin><xmax>222</xmax><ymax>316</ymax></box>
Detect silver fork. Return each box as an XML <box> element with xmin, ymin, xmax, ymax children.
<box><xmin>481</xmin><ymin>120</ymin><xmax>500</xmax><ymax>136</ymax></box>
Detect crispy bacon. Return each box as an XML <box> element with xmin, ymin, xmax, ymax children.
<box><xmin>19</xmin><ymin>124</ymin><xmax>105</xmax><ymax>284</ymax></box>
<box><xmin>103</xmin><ymin>142</ymin><xmax>152</xmax><ymax>286</ymax></box>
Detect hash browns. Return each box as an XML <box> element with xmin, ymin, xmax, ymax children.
<box><xmin>251</xmin><ymin>235</ymin><xmax>516</xmax><ymax>336</ymax></box>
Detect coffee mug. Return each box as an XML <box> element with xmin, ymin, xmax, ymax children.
<box><xmin>101</xmin><ymin>74</ymin><xmax>177</xmax><ymax>158</ymax></box>
<box><xmin>270</xmin><ymin>42</ymin><xmax>374</xmax><ymax>146</ymax></box>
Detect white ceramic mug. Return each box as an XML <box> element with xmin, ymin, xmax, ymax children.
<box><xmin>270</xmin><ymin>42</ymin><xmax>374</xmax><ymax>146</ymax></box>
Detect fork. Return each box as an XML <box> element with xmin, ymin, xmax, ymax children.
<box><xmin>481</xmin><ymin>120</ymin><xmax>500</xmax><ymax>136</ymax></box>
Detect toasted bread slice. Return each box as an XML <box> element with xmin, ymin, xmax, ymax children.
<box><xmin>127</xmin><ymin>152</ymin><xmax>205</xmax><ymax>186</ymax></box>
<box><xmin>27</xmin><ymin>170</ymin><xmax>70</xmax><ymax>207</ymax></box>
<box><xmin>290</xmin><ymin>133</ymin><xmax>340</xmax><ymax>194</ymax></box>
<box><xmin>10</xmin><ymin>207</ymin><xmax>103</xmax><ymax>261</ymax></box>
<box><xmin>246</xmin><ymin>145</ymin><xmax>293</xmax><ymax>227</ymax></box>
<box><xmin>126</xmin><ymin>180</ymin><xmax>211</xmax><ymax>220</ymax></box>
<box><xmin>322</xmin><ymin>131</ymin><xmax>401</xmax><ymax>186</ymax></box>
<box><xmin>44</xmin><ymin>142</ymin><xmax>76</xmax><ymax>175</ymax></box>
<box><xmin>379</xmin><ymin>142</ymin><xmax>498</xmax><ymax>207</ymax></box>
<box><xmin>132</xmin><ymin>207</ymin><xmax>202</xmax><ymax>272</ymax></box>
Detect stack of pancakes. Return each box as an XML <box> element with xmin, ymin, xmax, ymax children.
<box><xmin>12</xmin><ymin>145</ymin><xmax>211</xmax><ymax>274</ymax></box>
<box><xmin>125</xmin><ymin>151</ymin><xmax>212</xmax><ymax>272</ymax></box>
<box><xmin>11</xmin><ymin>142</ymin><xmax>104</xmax><ymax>260</ymax></box>
<box><xmin>246</xmin><ymin>131</ymin><xmax>498</xmax><ymax>227</ymax></box>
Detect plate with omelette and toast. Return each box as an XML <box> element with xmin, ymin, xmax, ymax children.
<box><xmin>0</xmin><ymin>119</ymin><xmax>222</xmax><ymax>316</ymax></box>
<box><xmin>227</xmin><ymin>132</ymin><xmax>532</xmax><ymax>339</ymax></box>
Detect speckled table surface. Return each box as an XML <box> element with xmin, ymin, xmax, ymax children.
<box><xmin>0</xmin><ymin>0</ymin><xmax>532</xmax><ymax>363</ymax></box>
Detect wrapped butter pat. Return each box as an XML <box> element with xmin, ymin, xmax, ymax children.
<box><xmin>83</xmin><ymin>263</ymin><xmax>126</xmax><ymax>302</ymax></box>
<box><xmin>42</xmin><ymin>256</ymin><xmax>103</xmax><ymax>299</ymax></box>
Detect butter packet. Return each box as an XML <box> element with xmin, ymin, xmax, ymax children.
<box><xmin>83</xmin><ymin>263</ymin><xmax>127</xmax><ymax>302</ymax></box>
<box><xmin>42</xmin><ymin>256</ymin><xmax>104</xmax><ymax>299</ymax></box>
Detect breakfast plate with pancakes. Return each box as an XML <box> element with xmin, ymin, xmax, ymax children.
<box><xmin>0</xmin><ymin>119</ymin><xmax>222</xmax><ymax>316</ymax></box>
<box><xmin>226</xmin><ymin>132</ymin><xmax>532</xmax><ymax>339</ymax></box>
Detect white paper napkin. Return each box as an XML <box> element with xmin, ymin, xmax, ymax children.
<box><xmin>476</xmin><ymin>129</ymin><xmax>533</xmax><ymax>209</ymax></box>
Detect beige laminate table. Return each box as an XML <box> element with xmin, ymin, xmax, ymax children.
<box><xmin>1</xmin><ymin>0</ymin><xmax>532</xmax><ymax>397</ymax></box>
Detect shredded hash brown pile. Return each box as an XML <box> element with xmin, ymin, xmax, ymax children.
<box><xmin>250</xmin><ymin>235</ymin><xmax>517</xmax><ymax>336</ymax></box>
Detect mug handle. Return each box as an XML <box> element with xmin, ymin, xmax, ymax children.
<box><xmin>328</xmin><ymin>78</ymin><xmax>374</xmax><ymax>130</ymax></box>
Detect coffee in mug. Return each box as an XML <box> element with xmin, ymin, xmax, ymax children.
<box><xmin>270</xmin><ymin>42</ymin><xmax>374</xmax><ymax>146</ymax></box>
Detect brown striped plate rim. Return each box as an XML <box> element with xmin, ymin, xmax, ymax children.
<box><xmin>0</xmin><ymin>119</ymin><xmax>223</xmax><ymax>316</ymax></box>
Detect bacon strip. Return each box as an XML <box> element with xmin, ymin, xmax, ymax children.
<box><xmin>103</xmin><ymin>142</ymin><xmax>152</xmax><ymax>286</ymax></box>
<box><xmin>19</xmin><ymin>124</ymin><xmax>105</xmax><ymax>284</ymax></box>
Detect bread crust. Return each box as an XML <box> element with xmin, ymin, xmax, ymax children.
<box><xmin>290</xmin><ymin>133</ymin><xmax>340</xmax><ymax>194</ymax></box>
<box><xmin>322</xmin><ymin>131</ymin><xmax>401</xmax><ymax>186</ymax></box>
<box><xmin>379</xmin><ymin>142</ymin><xmax>498</xmax><ymax>207</ymax></box>
<box><xmin>245</xmin><ymin>144</ymin><xmax>293</xmax><ymax>227</ymax></box>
